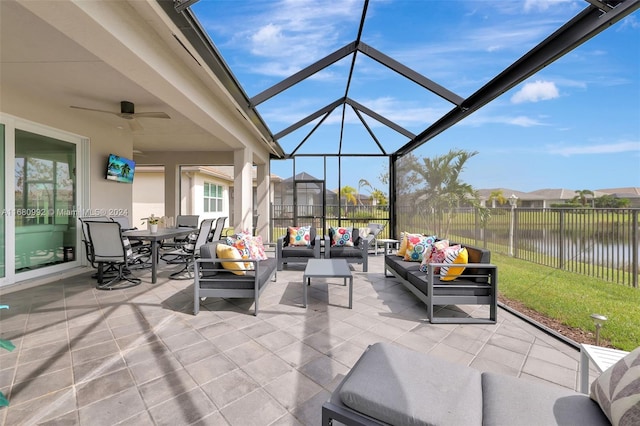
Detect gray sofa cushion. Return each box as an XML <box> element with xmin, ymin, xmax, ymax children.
<box><xmin>339</xmin><ymin>342</ymin><xmax>483</xmax><ymax>426</ymax></box>
<box><xmin>482</xmin><ymin>372</ymin><xmax>609</xmax><ymax>426</ymax></box>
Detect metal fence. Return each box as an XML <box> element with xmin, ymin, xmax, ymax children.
<box><xmin>396</xmin><ymin>206</ymin><xmax>639</xmax><ymax>288</ymax></box>
<box><xmin>270</xmin><ymin>205</ymin><xmax>639</xmax><ymax>287</ymax></box>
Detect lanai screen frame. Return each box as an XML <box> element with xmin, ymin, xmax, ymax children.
<box><xmin>162</xmin><ymin>0</ymin><xmax>640</xmax><ymax>237</ymax></box>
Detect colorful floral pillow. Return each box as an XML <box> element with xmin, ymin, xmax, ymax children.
<box><xmin>226</xmin><ymin>233</ymin><xmax>268</xmax><ymax>261</ymax></box>
<box><xmin>226</xmin><ymin>233</ymin><xmax>250</xmax><ymax>258</ymax></box>
<box><xmin>440</xmin><ymin>247</ymin><xmax>468</xmax><ymax>281</ymax></box>
<box><xmin>247</xmin><ymin>235</ymin><xmax>268</xmax><ymax>260</ymax></box>
<box><xmin>331</xmin><ymin>227</ymin><xmax>354</xmax><ymax>247</ymax></box>
<box><xmin>420</xmin><ymin>240</ymin><xmax>456</xmax><ymax>273</ymax></box>
<box><xmin>398</xmin><ymin>232</ymin><xmax>422</xmax><ymax>257</ymax></box>
<box><xmin>288</xmin><ymin>226</ymin><xmax>311</xmax><ymax>247</ymax></box>
<box><xmin>403</xmin><ymin>234</ymin><xmax>438</xmax><ymax>262</ymax></box>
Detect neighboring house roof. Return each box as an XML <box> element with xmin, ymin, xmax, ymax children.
<box><xmin>596</xmin><ymin>187</ymin><xmax>640</xmax><ymax>196</ymax></box>
<box><xmin>282</xmin><ymin>172</ymin><xmax>322</xmax><ymax>182</ymax></box>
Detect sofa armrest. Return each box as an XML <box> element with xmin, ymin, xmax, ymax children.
<box><xmin>324</xmin><ymin>236</ymin><xmax>331</xmax><ymax>258</ymax></box>
<box><xmin>425</xmin><ymin>262</ymin><xmax>497</xmax><ymax>284</ymax></box>
<box><xmin>313</xmin><ymin>236</ymin><xmax>322</xmax><ymax>258</ymax></box>
<box><xmin>195</xmin><ymin>257</ymin><xmax>260</xmax><ymax>280</ymax></box>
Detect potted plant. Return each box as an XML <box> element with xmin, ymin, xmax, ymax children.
<box><xmin>142</xmin><ymin>214</ymin><xmax>160</xmax><ymax>233</ymax></box>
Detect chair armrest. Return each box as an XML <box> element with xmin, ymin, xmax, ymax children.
<box><xmin>313</xmin><ymin>236</ymin><xmax>321</xmax><ymax>258</ymax></box>
<box><xmin>324</xmin><ymin>236</ymin><xmax>332</xmax><ymax>258</ymax></box>
<box><xmin>195</xmin><ymin>257</ymin><xmax>260</xmax><ymax>277</ymax></box>
<box><xmin>425</xmin><ymin>263</ymin><xmax>497</xmax><ymax>286</ymax></box>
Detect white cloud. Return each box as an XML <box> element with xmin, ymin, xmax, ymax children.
<box><xmin>511</xmin><ymin>80</ymin><xmax>560</xmax><ymax>104</ymax></box>
<box><xmin>547</xmin><ymin>141</ymin><xmax>640</xmax><ymax>156</ymax></box>
<box><xmin>524</xmin><ymin>0</ymin><xmax>575</xmax><ymax>13</ymax></box>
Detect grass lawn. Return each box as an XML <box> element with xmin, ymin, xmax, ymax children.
<box><xmin>494</xmin><ymin>253</ymin><xmax>640</xmax><ymax>351</ymax></box>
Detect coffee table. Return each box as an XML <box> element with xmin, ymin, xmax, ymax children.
<box><xmin>303</xmin><ymin>259</ymin><xmax>353</xmax><ymax>309</ymax></box>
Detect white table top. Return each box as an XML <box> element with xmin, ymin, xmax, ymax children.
<box><xmin>581</xmin><ymin>343</ymin><xmax>629</xmax><ymax>372</ymax></box>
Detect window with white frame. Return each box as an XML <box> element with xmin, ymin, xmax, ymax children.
<box><xmin>204</xmin><ymin>182</ymin><xmax>223</xmax><ymax>212</ymax></box>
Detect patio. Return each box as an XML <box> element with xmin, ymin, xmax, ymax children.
<box><xmin>0</xmin><ymin>254</ymin><xmax>588</xmax><ymax>425</ymax></box>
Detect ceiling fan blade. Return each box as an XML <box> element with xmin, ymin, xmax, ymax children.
<box><xmin>128</xmin><ymin>119</ymin><xmax>143</xmax><ymax>131</ymax></box>
<box><xmin>133</xmin><ymin>112</ymin><xmax>171</xmax><ymax>119</ymax></box>
<box><xmin>70</xmin><ymin>105</ymin><xmax>119</xmax><ymax>116</ymax></box>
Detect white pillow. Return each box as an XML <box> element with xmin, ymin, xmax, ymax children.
<box><xmin>590</xmin><ymin>346</ymin><xmax>640</xmax><ymax>426</ymax></box>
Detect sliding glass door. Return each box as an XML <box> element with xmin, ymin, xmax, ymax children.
<box><xmin>14</xmin><ymin>130</ymin><xmax>77</xmax><ymax>273</ymax></box>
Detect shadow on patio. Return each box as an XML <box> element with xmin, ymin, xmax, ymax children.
<box><xmin>0</xmin><ymin>255</ymin><xmax>586</xmax><ymax>425</ymax></box>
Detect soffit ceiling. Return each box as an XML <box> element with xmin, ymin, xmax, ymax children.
<box><xmin>0</xmin><ymin>0</ymin><xmax>265</xmax><ymax>156</ymax></box>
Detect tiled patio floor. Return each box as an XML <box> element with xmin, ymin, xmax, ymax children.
<box><xmin>0</xmin><ymin>254</ymin><xmax>590</xmax><ymax>425</ymax></box>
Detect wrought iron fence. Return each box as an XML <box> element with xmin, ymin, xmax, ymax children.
<box><xmin>270</xmin><ymin>204</ymin><xmax>639</xmax><ymax>287</ymax></box>
<box><xmin>396</xmin><ymin>206</ymin><xmax>639</xmax><ymax>288</ymax></box>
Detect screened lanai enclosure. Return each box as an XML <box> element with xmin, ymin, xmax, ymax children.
<box><xmin>167</xmin><ymin>0</ymin><xmax>639</xmax><ymax>242</ymax></box>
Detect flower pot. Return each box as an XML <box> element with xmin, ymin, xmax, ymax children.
<box><xmin>149</xmin><ymin>224</ymin><xmax>158</xmax><ymax>233</ymax></box>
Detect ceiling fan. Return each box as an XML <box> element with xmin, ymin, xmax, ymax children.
<box><xmin>70</xmin><ymin>100</ymin><xmax>170</xmax><ymax>130</ymax></box>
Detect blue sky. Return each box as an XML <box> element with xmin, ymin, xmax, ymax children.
<box><xmin>192</xmin><ymin>0</ymin><xmax>640</xmax><ymax>194</ymax></box>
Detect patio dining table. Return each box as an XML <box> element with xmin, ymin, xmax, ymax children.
<box><xmin>124</xmin><ymin>227</ymin><xmax>195</xmax><ymax>283</ymax></box>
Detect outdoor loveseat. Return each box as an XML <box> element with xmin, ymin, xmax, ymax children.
<box><xmin>193</xmin><ymin>240</ymin><xmax>277</xmax><ymax>316</ymax></box>
<box><xmin>323</xmin><ymin>342</ymin><xmax>640</xmax><ymax>426</ymax></box>
<box><xmin>385</xmin><ymin>239</ymin><xmax>497</xmax><ymax>323</ymax></box>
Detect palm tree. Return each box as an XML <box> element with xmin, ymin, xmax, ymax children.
<box><xmin>357</xmin><ymin>179</ymin><xmax>372</xmax><ymax>206</ymax></box>
<box><xmin>412</xmin><ymin>149</ymin><xmax>479</xmax><ymax>236</ymax></box>
<box><xmin>488</xmin><ymin>190</ymin><xmax>507</xmax><ymax>207</ymax></box>
<box><xmin>573</xmin><ymin>189</ymin><xmax>595</xmax><ymax>207</ymax></box>
<box><xmin>370</xmin><ymin>189</ymin><xmax>388</xmax><ymax>206</ymax></box>
<box><xmin>121</xmin><ymin>163</ymin><xmax>131</xmax><ymax>178</ymax></box>
<box><xmin>340</xmin><ymin>185</ymin><xmax>358</xmax><ymax>215</ymax></box>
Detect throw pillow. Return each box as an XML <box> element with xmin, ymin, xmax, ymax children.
<box><xmin>183</xmin><ymin>232</ymin><xmax>198</xmax><ymax>253</ymax></box>
<box><xmin>398</xmin><ymin>232</ymin><xmax>421</xmax><ymax>257</ymax></box>
<box><xmin>216</xmin><ymin>243</ymin><xmax>247</xmax><ymax>276</ymax></box>
<box><xmin>225</xmin><ymin>234</ymin><xmax>251</xmax><ymax>259</ymax></box>
<box><xmin>359</xmin><ymin>227</ymin><xmax>371</xmax><ymax>238</ymax></box>
<box><xmin>591</xmin><ymin>346</ymin><xmax>640</xmax><ymax>426</ymax></box>
<box><xmin>331</xmin><ymin>227</ymin><xmax>354</xmax><ymax>247</ymax></box>
<box><xmin>247</xmin><ymin>235</ymin><xmax>268</xmax><ymax>260</ymax></box>
<box><xmin>422</xmin><ymin>240</ymin><xmax>455</xmax><ymax>273</ymax></box>
<box><xmin>440</xmin><ymin>247</ymin><xmax>468</xmax><ymax>281</ymax></box>
<box><xmin>288</xmin><ymin>226</ymin><xmax>311</xmax><ymax>247</ymax></box>
<box><xmin>403</xmin><ymin>234</ymin><xmax>438</xmax><ymax>262</ymax></box>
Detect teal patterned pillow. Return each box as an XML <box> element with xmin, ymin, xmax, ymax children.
<box><xmin>331</xmin><ymin>227</ymin><xmax>354</xmax><ymax>247</ymax></box>
<box><xmin>403</xmin><ymin>234</ymin><xmax>437</xmax><ymax>262</ymax></box>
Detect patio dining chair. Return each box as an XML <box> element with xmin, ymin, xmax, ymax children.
<box><xmin>79</xmin><ymin>216</ymin><xmax>115</xmax><ymax>278</ymax></box>
<box><xmin>208</xmin><ymin>216</ymin><xmax>227</xmax><ymax>243</ymax></box>
<box><xmin>162</xmin><ymin>218</ymin><xmax>215</xmax><ymax>279</ymax></box>
<box><xmin>160</xmin><ymin>215</ymin><xmax>200</xmax><ymax>253</ymax></box>
<box><xmin>85</xmin><ymin>221</ymin><xmax>143</xmax><ymax>290</ymax></box>
<box><xmin>110</xmin><ymin>215</ymin><xmax>151</xmax><ymax>264</ymax></box>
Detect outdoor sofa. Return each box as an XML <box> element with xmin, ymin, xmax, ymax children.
<box><xmin>385</xmin><ymin>239</ymin><xmax>497</xmax><ymax>323</ymax></box>
<box><xmin>323</xmin><ymin>342</ymin><xmax>640</xmax><ymax>426</ymax></box>
<box><xmin>193</xmin><ymin>240</ymin><xmax>277</xmax><ymax>316</ymax></box>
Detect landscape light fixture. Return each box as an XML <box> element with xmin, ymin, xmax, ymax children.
<box><xmin>508</xmin><ymin>193</ymin><xmax>518</xmax><ymax>207</ymax></box>
<box><xmin>590</xmin><ymin>313</ymin><xmax>607</xmax><ymax>346</ymax></box>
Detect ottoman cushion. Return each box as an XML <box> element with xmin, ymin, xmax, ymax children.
<box><xmin>339</xmin><ymin>342</ymin><xmax>483</xmax><ymax>426</ymax></box>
